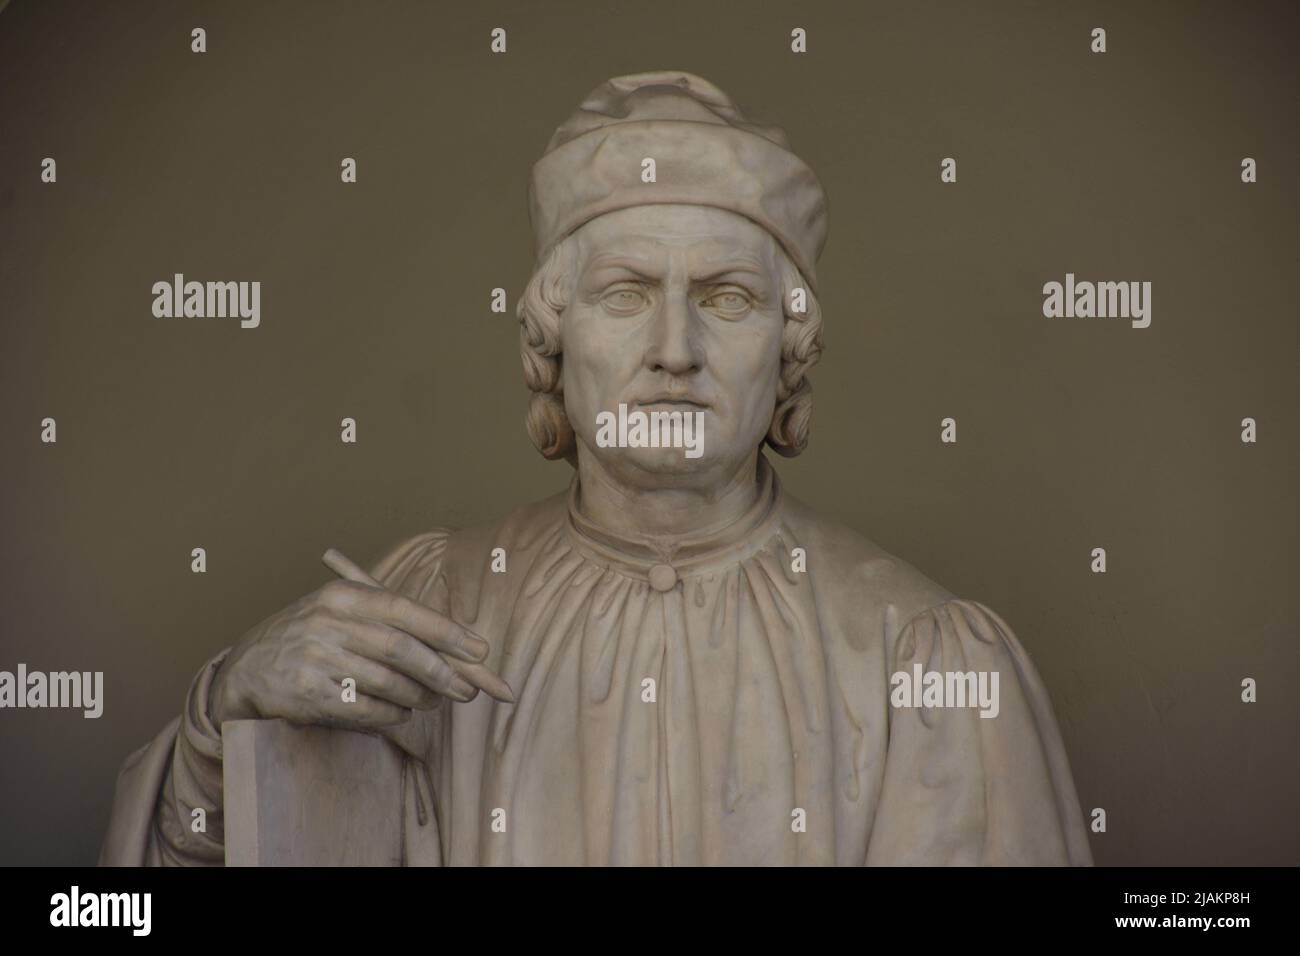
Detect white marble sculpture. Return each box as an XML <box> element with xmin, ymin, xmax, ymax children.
<box><xmin>101</xmin><ymin>71</ymin><xmax>1092</xmax><ymax>866</ymax></box>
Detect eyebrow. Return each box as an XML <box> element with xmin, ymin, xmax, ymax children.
<box><xmin>692</xmin><ymin>262</ymin><xmax>768</xmax><ymax>282</ymax></box>
<box><xmin>582</xmin><ymin>255</ymin><xmax>660</xmax><ymax>281</ymax></box>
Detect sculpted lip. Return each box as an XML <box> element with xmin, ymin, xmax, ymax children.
<box><xmin>635</xmin><ymin>394</ymin><xmax>710</xmax><ymax>409</ymax></box>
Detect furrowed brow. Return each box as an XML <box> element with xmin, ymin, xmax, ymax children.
<box><xmin>691</xmin><ymin>257</ymin><xmax>769</xmax><ymax>282</ymax></box>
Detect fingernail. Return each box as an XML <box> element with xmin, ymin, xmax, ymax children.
<box><xmin>451</xmin><ymin>678</ymin><xmax>476</xmax><ymax>699</ymax></box>
<box><xmin>463</xmin><ymin>636</ymin><xmax>490</xmax><ymax>661</ymax></box>
<box><xmin>495</xmin><ymin>679</ymin><xmax>516</xmax><ymax>704</ymax></box>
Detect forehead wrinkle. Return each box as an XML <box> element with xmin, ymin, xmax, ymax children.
<box><xmin>579</xmin><ymin>236</ymin><xmax>774</xmax><ymax>279</ymax></box>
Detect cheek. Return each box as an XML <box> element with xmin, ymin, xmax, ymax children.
<box><xmin>749</xmin><ymin>348</ymin><xmax>783</xmax><ymax>425</ymax></box>
<box><xmin>741</xmin><ymin>324</ymin><xmax>785</xmax><ymax>439</ymax></box>
<box><xmin>715</xmin><ymin>318</ymin><xmax>783</xmax><ymax>411</ymax></box>
<box><xmin>560</xmin><ymin>310</ymin><xmax>625</xmax><ymax>421</ymax></box>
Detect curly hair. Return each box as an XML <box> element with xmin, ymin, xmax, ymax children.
<box><xmin>517</xmin><ymin>231</ymin><xmax>824</xmax><ymax>464</ymax></box>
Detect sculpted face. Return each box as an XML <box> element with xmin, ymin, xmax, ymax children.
<box><xmin>561</xmin><ymin>204</ymin><xmax>786</xmax><ymax>489</ymax></box>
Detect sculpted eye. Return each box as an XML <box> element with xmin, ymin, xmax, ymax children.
<box><xmin>601</xmin><ymin>285</ymin><xmax>649</xmax><ymax>314</ymax></box>
<box><xmin>701</xmin><ymin>288</ymin><xmax>752</xmax><ymax>318</ymax></box>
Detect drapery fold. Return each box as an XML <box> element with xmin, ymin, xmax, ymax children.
<box><xmin>102</xmin><ymin>455</ymin><xmax>1092</xmax><ymax>866</ymax></box>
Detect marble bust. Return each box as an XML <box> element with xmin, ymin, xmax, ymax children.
<box><xmin>101</xmin><ymin>71</ymin><xmax>1092</xmax><ymax>866</ymax></box>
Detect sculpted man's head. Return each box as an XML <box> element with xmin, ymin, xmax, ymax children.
<box><xmin>517</xmin><ymin>72</ymin><xmax>828</xmax><ymax>491</ymax></box>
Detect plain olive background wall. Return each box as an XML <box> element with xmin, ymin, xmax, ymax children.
<box><xmin>1</xmin><ymin>0</ymin><xmax>1296</xmax><ymax>865</ymax></box>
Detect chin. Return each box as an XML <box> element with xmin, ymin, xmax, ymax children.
<box><xmin>613</xmin><ymin>447</ymin><xmax>710</xmax><ymax>477</ymax></box>
<box><xmin>576</xmin><ymin>448</ymin><xmax>714</xmax><ymax>492</ymax></box>
<box><xmin>635</xmin><ymin>450</ymin><xmax>710</xmax><ymax>474</ymax></box>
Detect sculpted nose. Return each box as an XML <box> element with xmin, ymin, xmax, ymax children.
<box><xmin>643</xmin><ymin>293</ymin><xmax>705</xmax><ymax>376</ymax></box>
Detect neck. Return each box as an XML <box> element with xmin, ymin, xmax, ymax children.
<box><xmin>573</xmin><ymin>449</ymin><xmax>762</xmax><ymax>540</ymax></box>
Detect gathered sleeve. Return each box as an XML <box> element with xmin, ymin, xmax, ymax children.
<box><xmin>100</xmin><ymin>648</ymin><xmax>229</xmax><ymax>866</ymax></box>
<box><xmin>368</xmin><ymin>528</ymin><xmax>453</xmax><ymax>603</ymax></box>
<box><xmin>865</xmin><ymin>599</ymin><xmax>1093</xmax><ymax>866</ymax></box>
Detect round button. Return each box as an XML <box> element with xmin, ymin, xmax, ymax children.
<box><xmin>648</xmin><ymin>564</ymin><xmax>678</xmax><ymax>592</ymax></box>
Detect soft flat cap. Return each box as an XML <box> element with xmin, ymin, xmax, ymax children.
<box><xmin>528</xmin><ymin>70</ymin><xmax>829</xmax><ymax>292</ymax></box>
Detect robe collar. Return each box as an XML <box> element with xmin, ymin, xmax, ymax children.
<box><xmin>563</xmin><ymin>453</ymin><xmax>785</xmax><ymax>583</ymax></box>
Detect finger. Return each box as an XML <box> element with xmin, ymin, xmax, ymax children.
<box><xmin>321</xmin><ymin>549</ymin><xmax>491</xmax><ymax>666</ymax></box>
<box><xmin>310</xmin><ymin>681</ymin><xmax>413</xmax><ymax>729</ymax></box>
<box><xmin>332</xmin><ymin>650</ymin><xmax>453</xmax><ymax>709</ymax></box>
<box><xmin>320</xmin><ymin>692</ymin><xmax>411</xmax><ymax>729</ymax></box>
<box><xmin>322</xmin><ymin>580</ymin><xmax>490</xmax><ymax>664</ymax></box>
<box><xmin>337</xmin><ymin>617</ymin><xmax>480</xmax><ymax>701</ymax></box>
<box><xmin>444</xmin><ymin>655</ymin><xmax>516</xmax><ymax>704</ymax></box>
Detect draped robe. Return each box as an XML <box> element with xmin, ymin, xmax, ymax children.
<box><xmin>100</xmin><ymin>455</ymin><xmax>1092</xmax><ymax>866</ymax></box>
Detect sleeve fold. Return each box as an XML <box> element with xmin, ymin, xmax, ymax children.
<box><xmin>99</xmin><ymin>649</ymin><xmax>228</xmax><ymax>866</ymax></box>
<box><xmin>867</xmin><ymin>598</ymin><xmax>1093</xmax><ymax>866</ymax></box>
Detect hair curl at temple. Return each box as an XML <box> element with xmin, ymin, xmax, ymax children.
<box><xmin>517</xmin><ymin>231</ymin><xmax>824</xmax><ymax>464</ymax></box>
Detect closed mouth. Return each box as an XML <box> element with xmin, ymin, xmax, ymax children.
<box><xmin>636</xmin><ymin>396</ymin><xmax>709</xmax><ymax>410</ymax></box>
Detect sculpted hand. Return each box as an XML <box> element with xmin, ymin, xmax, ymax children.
<box><xmin>209</xmin><ymin>549</ymin><xmax>513</xmax><ymax>730</ymax></box>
